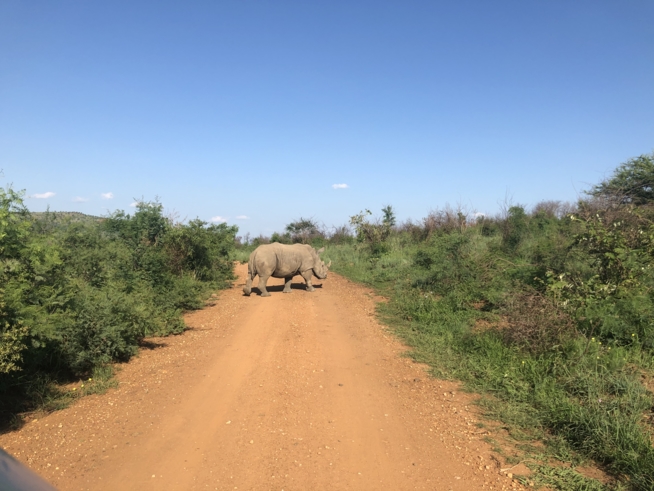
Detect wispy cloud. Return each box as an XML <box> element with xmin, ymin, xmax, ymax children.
<box><xmin>332</xmin><ymin>183</ymin><xmax>348</xmax><ymax>189</ymax></box>
<box><xmin>72</xmin><ymin>196</ymin><xmax>89</xmax><ymax>203</ymax></box>
<box><xmin>474</xmin><ymin>212</ymin><xmax>485</xmax><ymax>218</ymax></box>
<box><xmin>101</xmin><ymin>192</ymin><xmax>114</xmax><ymax>199</ymax></box>
<box><xmin>31</xmin><ymin>192</ymin><xmax>56</xmax><ymax>199</ymax></box>
<box><xmin>210</xmin><ymin>216</ymin><xmax>227</xmax><ymax>223</ymax></box>
<box><xmin>236</xmin><ymin>215</ymin><xmax>250</xmax><ymax>220</ymax></box>
<box><xmin>129</xmin><ymin>202</ymin><xmax>139</xmax><ymax>207</ymax></box>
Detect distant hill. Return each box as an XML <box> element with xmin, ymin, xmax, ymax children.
<box><xmin>30</xmin><ymin>211</ymin><xmax>104</xmax><ymax>227</ymax></box>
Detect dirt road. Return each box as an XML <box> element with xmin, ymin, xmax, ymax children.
<box><xmin>0</xmin><ymin>265</ymin><xmax>525</xmax><ymax>491</ymax></box>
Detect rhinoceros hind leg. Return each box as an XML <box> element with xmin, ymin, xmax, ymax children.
<box><xmin>283</xmin><ymin>277</ymin><xmax>293</xmax><ymax>293</ymax></box>
<box><xmin>243</xmin><ymin>265</ymin><xmax>255</xmax><ymax>295</ymax></box>
<box><xmin>258</xmin><ymin>275</ymin><xmax>271</xmax><ymax>297</ymax></box>
<box><xmin>243</xmin><ymin>276</ymin><xmax>253</xmax><ymax>296</ymax></box>
<box><xmin>302</xmin><ymin>271</ymin><xmax>315</xmax><ymax>292</ymax></box>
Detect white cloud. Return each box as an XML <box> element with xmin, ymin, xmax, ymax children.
<box><xmin>129</xmin><ymin>202</ymin><xmax>139</xmax><ymax>207</ymax></box>
<box><xmin>31</xmin><ymin>192</ymin><xmax>56</xmax><ymax>199</ymax></box>
<box><xmin>210</xmin><ymin>216</ymin><xmax>227</xmax><ymax>223</ymax></box>
<box><xmin>72</xmin><ymin>196</ymin><xmax>89</xmax><ymax>202</ymax></box>
<box><xmin>332</xmin><ymin>183</ymin><xmax>348</xmax><ymax>189</ymax></box>
<box><xmin>236</xmin><ymin>215</ymin><xmax>250</xmax><ymax>220</ymax></box>
<box><xmin>474</xmin><ymin>212</ymin><xmax>486</xmax><ymax>218</ymax></box>
<box><xmin>101</xmin><ymin>192</ymin><xmax>114</xmax><ymax>199</ymax></box>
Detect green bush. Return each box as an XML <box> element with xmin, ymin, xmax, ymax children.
<box><xmin>327</xmin><ymin>185</ymin><xmax>654</xmax><ymax>490</ymax></box>
<box><xmin>501</xmin><ymin>205</ymin><xmax>529</xmax><ymax>252</ymax></box>
<box><xmin>0</xmin><ymin>187</ymin><xmax>33</xmax><ymax>375</ymax></box>
<box><xmin>0</xmin><ymin>189</ymin><xmax>237</xmax><ymax>422</ymax></box>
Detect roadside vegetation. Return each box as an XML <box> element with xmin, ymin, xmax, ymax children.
<box><xmin>4</xmin><ymin>152</ymin><xmax>653</xmax><ymax>490</ymax></box>
<box><xmin>251</xmin><ymin>153</ymin><xmax>654</xmax><ymax>491</ymax></box>
<box><xmin>0</xmin><ymin>192</ymin><xmax>237</xmax><ymax>427</ymax></box>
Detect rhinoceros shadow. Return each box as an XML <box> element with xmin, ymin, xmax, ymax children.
<box><xmin>248</xmin><ymin>281</ymin><xmax>323</xmax><ymax>296</ymax></box>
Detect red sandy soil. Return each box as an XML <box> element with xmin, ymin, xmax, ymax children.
<box><xmin>0</xmin><ymin>264</ymin><xmax>527</xmax><ymax>491</ymax></box>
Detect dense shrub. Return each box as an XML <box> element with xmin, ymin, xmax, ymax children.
<box><xmin>326</xmin><ymin>225</ymin><xmax>354</xmax><ymax>245</ymax></box>
<box><xmin>501</xmin><ymin>205</ymin><xmax>529</xmax><ymax>251</ymax></box>
<box><xmin>499</xmin><ymin>291</ymin><xmax>577</xmax><ymax>353</ymax></box>
<box><xmin>0</xmin><ymin>188</ymin><xmax>33</xmax><ymax>375</ymax></box>
<box><xmin>0</xmin><ymin>190</ymin><xmax>237</xmax><ymax>421</ymax></box>
<box><xmin>325</xmin><ymin>159</ymin><xmax>654</xmax><ymax>490</ymax></box>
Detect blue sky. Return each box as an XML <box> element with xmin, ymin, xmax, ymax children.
<box><xmin>1</xmin><ymin>1</ymin><xmax>653</xmax><ymax>237</ymax></box>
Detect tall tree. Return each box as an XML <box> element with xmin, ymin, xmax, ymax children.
<box><xmin>382</xmin><ymin>205</ymin><xmax>396</xmax><ymax>227</ymax></box>
<box><xmin>590</xmin><ymin>153</ymin><xmax>654</xmax><ymax>204</ymax></box>
<box><xmin>285</xmin><ymin>218</ymin><xmax>319</xmax><ymax>244</ymax></box>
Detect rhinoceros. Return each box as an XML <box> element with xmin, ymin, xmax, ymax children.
<box><xmin>243</xmin><ymin>243</ymin><xmax>331</xmax><ymax>297</ymax></box>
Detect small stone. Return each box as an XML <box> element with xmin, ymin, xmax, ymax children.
<box><xmin>250</xmin><ymin>440</ymin><xmax>254</xmax><ymax>444</ymax></box>
<box><xmin>507</xmin><ymin>473</ymin><xmax>513</xmax><ymax>479</ymax></box>
<box><xmin>226</xmin><ymin>421</ymin><xmax>231</xmax><ymax>424</ymax></box>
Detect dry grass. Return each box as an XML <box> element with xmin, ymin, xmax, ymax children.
<box><xmin>499</xmin><ymin>292</ymin><xmax>577</xmax><ymax>354</ymax></box>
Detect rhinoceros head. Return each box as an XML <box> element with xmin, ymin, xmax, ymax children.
<box><xmin>312</xmin><ymin>247</ymin><xmax>331</xmax><ymax>279</ymax></box>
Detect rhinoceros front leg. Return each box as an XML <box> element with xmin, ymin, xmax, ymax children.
<box><xmin>283</xmin><ymin>276</ymin><xmax>293</xmax><ymax>293</ymax></box>
<box><xmin>258</xmin><ymin>274</ymin><xmax>271</xmax><ymax>297</ymax></box>
<box><xmin>301</xmin><ymin>270</ymin><xmax>315</xmax><ymax>292</ymax></box>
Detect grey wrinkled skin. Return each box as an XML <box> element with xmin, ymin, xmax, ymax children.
<box><xmin>243</xmin><ymin>243</ymin><xmax>331</xmax><ymax>297</ymax></box>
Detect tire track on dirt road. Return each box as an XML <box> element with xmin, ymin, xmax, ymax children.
<box><xmin>1</xmin><ymin>264</ymin><xmax>526</xmax><ymax>491</ymax></box>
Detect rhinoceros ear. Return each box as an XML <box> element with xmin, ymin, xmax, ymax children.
<box><xmin>316</xmin><ymin>247</ymin><xmax>325</xmax><ymax>255</ymax></box>
<box><xmin>327</xmin><ymin>260</ymin><xmax>332</xmax><ymax>268</ymax></box>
